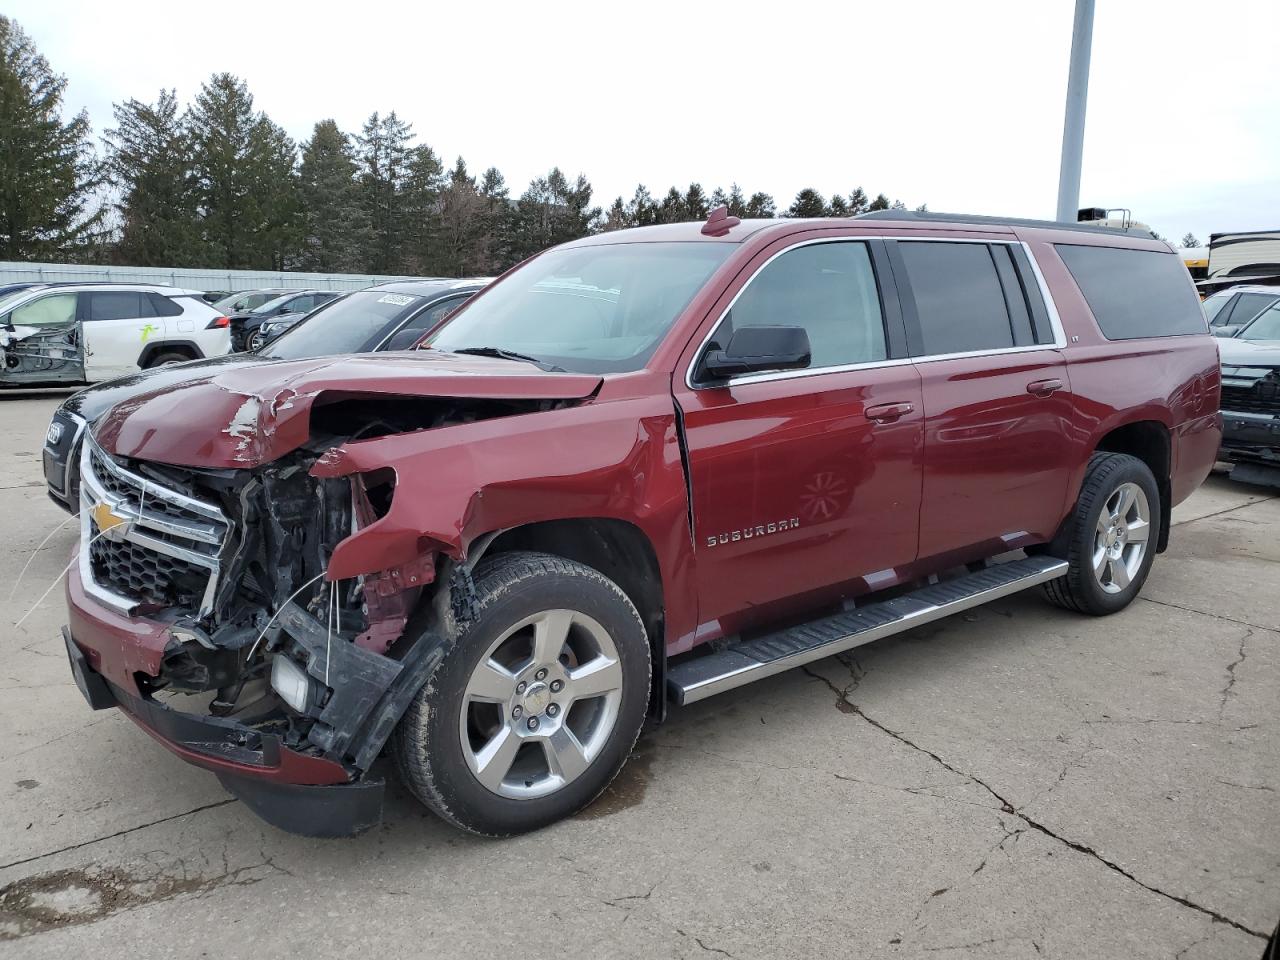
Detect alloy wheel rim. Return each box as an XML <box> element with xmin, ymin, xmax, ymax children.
<box><xmin>1092</xmin><ymin>482</ymin><xmax>1151</xmax><ymax>594</ymax></box>
<box><xmin>459</xmin><ymin>609</ymin><xmax>623</xmax><ymax>799</ymax></box>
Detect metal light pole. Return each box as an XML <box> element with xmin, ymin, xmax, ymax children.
<box><xmin>1056</xmin><ymin>0</ymin><xmax>1096</xmax><ymax>222</ymax></box>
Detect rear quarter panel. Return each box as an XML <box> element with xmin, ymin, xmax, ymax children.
<box><xmin>1024</xmin><ymin>232</ymin><xmax>1222</xmax><ymax>511</ymax></box>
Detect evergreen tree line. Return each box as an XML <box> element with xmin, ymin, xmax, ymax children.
<box><xmin>2</xmin><ymin>15</ymin><xmax>921</xmax><ymax>275</ymax></box>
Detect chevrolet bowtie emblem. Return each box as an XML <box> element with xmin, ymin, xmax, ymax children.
<box><xmin>91</xmin><ymin>501</ymin><xmax>131</xmax><ymax>542</ymax></box>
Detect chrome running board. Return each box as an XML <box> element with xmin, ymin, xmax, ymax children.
<box><xmin>667</xmin><ymin>555</ymin><xmax>1068</xmax><ymax>706</ymax></box>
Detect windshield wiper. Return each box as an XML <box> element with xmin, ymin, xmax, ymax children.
<box><xmin>449</xmin><ymin>346</ymin><xmax>566</xmax><ymax>373</ymax></box>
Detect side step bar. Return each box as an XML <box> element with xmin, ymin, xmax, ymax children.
<box><xmin>667</xmin><ymin>555</ymin><xmax>1068</xmax><ymax>706</ymax></box>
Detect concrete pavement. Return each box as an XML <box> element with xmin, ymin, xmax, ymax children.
<box><xmin>0</xmin><ymin>393</ymin><xmax>1275</xmax><ymax>959</ymax></box>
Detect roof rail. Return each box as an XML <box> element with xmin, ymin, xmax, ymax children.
<box><xmin>855</xmin><ymin>210</ymin><xmax>1157</xmax><ymax>239</ymax></box>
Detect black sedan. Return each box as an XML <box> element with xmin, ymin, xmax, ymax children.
<box><xmin>44</xmin><ymin>279</ymin><xmax>489</xmax><ymax>511</ymax></box>
<box><xmin>227</xmin><ymin>289</ymin><xmax>341</xmax><ymax>351</ymax></box>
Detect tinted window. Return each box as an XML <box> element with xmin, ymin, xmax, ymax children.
<box><xmin>148</xmin><ymin>293</ymin><xmax>182</xmax><ymax>317</ymax></box>
<box><xmin>1224</xmin><ymin>292</ymin><xmax>1277</xmax><ymax>326</ymax></box>
<box><xmin>430</xmin><ymin>242</ymin><xmax>733</xmax><ymax>373</ymax></box>
<box><xmin>87</xmin><ymin>291</ymin><xmax>149</xmax><ymax>321</ymax></box>
<box><xmin>9</xmin><ymin>293</ymin><xmax>76</xmax><ymax>327</ymax></box>
<box><xmin>1056</xmin><ymin>244</ymin><xmax>1206</xmax><ymax>339</ymax></box>
<box><xmin>899</xmin><ymin>242</ymin><xmax>1015</xmax><ymax>355</ymax></box>
<box><xmin>402</xmin><ymin>295</ymin><xmax>471</xmax><ymax>332</ymax></box>
<box><xmin>720</xmin><ymin>241</ymin><xmax>886</xmax><ymax>368</ymax></box>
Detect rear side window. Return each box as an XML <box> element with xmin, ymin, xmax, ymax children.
<box><xmin>1056</xmin><ymin>244</ymin><xmax>1206</xmax><ymax>339</ymax></box>
<box><xmin>148</xmin><ymin>293</ymin><xmax>182</xmax><ymax>317</ymax></box>
<box><xmin>86</xmin><ymin>291</ymin><xmax>152</xmax><ymax>321</ymax></box>
<box><xmin>897</xmin><ymin>241</ymin><xmax>1016</xmax><ymax>355</ymax></box>
<box><xmin>1223</xmin><ymin>291</ymin><xmax>1276</xmax><ymax>326</ymax></box>
<box><xmin>724</xmin><ymin>241</ymin><xmax>887</xmax><ymax>369</ymax></box>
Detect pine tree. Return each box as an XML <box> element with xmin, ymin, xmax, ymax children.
<box><xmin>509</xmin><ymin>168</ymin><xmax>600</xmax><ymax>261</ymax></box>
<box><xmin>626</xmin><ymin>185</ymin><xmax>657</xmax><ymax>226</ymax></box>
<box><xmin>914</xmin><ymin>203</ymin><xmax>930</xmax><ymax>213</ymax></box>
<box><xmin>828</xmin><ymin>195</ymin><xmax>850</xmax><ymax>217</ymax></box>
<box><xmin>657</xmin><ymin>187</ymin><xmax>686</xmax><ymax>223</ymax></box>
<box><xmin>0</xmin><ymin>15</ymin><xmax>104</xmax><ymax>260</ymax></box>
<box><xmin>297</xmin><ymin>119</ymin><xmax>365</xmax><ymax>272</ymax></box>
<box><xmin>104</xmin><ymin>89</ymin><xmax>200</xmax><ymax>266</ymax></box>
<box><xmin>354</xmin><ymin>111</ymin><xmax>418</xmax><ymax>273</ymax></box>
<box><xmin>433</xmin><ymin>156</ymin><xmax>491</xmax><ymax>276</ymax></box>
<box><xmin>745</xmin><ymin>192</ymin><xmax>776</xmax><ymax>218</ymax></box>
<box><xmin>477</xmin><ymin>166</ymin><xmax>512</xmax><ymax>270</ymax></box>
<box><xmin>684</xmin><ymin>183</ymin><xmax>709</xmax><ymax>221</ymax></box>
<box><xmin>867</xmin><ymin>193</ymin><xmax>891</xmax><ymax>211</ymax></box>
<box><xmin>1180</xmin><ymin>232</ymin><xmax>1201</xmax><ymax>248</ymax></box>
<box><xmin>186</xmin><ymin>73</ymin><xmax>300</xmax><ymax>269</ymax></box>
<box><xmin>400</xmin><ymin>142</ymin><xmax>445</xmax><ymax>274</ymax></box>
<box><xmin>847</xmin><ymin>187</ymin><xmax>869</xmax><ymax>215</ymax></box>
<box><xmin>603</xmin><ymin>197</ymin><xmax>628</xmax><ymax>232</ymax></box>
<box><xmin>787</xmin><ymin>188</ymin><xmax>828</xmax><ymax>218</ymax></box>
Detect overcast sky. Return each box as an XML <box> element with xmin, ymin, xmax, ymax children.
<box><xmin>10</xmin><ymin>0</ymin><xmax>1278</xmax><ymax>243</ymax></box>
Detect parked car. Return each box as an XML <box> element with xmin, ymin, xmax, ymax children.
<box><xmin>61</xmin><ymin>210</ymin><xmax>1219</xmax><ymax>838</ymax></box>
<box><xmin>209</xmin><ymin>288</ymin><xmax>293</xmax><ymax>315</ymax></box>
<box><xmin>1202</xmin><ymin>284</ymin><xmax>1280</xmax><ymax>337</ymax></box>
<box><xmin>43</xmin><ymin>280</ymin><xmax>487</xmax><ymax>512</ymax></box>
<box><xmin>248</xmin><ymin>295</ymin><xmax>348</xmax><ymax>350</ymax></box>
<box><xmin>1217</xmin><ymin>301</ymin><xmax>1280</xmax><ymax>485</ymax></box>
<box><xmin>1</xmin><ymin>284</ymin><xmax>230</xmax><ymax>389</ymax></box>
<box><xmin>228</xmin><ymin>290</ymin><xmax>341</xmax><ymax>351</ymax></box>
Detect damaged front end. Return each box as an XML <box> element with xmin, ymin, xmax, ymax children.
<box><xmin>1</xmin><ymin>324</ymin><xmax>84</xmax><ymax>386</ymax></box>
<box><xmin>70</xmin><ymin>401</ymin><xmax>515</xmax><ymax>835</ymax></box>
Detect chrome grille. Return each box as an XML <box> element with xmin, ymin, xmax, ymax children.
<box><xmin>79</xmin><ymin>436</ymin><xmax>230</xmax><ymax>618</ymax></box>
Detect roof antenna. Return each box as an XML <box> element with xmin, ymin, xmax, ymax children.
<box><xmin>701</xmin><ymin>205</ymin><xmax>741</xmax><ymax>237</ymax></box>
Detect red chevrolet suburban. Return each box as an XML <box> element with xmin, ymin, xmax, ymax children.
<box><xmin>62</xmin><ymin>210</ymin><xmax>1221</xmax><ymax>837</ymax></box>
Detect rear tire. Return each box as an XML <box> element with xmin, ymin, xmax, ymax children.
<box><xmin>393</xmin><ymin>551</ymin><xmax>651</xmax><ymax>836</ymax></box>
<box><xmin>1043</xmin><ymin>452</ymin><xmax>1161</xmax><ymax>615</ymax></box>
<box><xmin>145</xmin><ymin>351</ymin><xmax>190</xmax><ymax>368</ymax></box>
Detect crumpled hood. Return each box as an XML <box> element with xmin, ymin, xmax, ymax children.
<box><xmin>62</xmin><ymin>353</ymin><xmax>270</xmax><ymax>422</ymax></box>
<box><xmin>93</xmin><ymin>350</ymin><xmax>603</xmax><ymax>469</ymax></box>
<box><xmin>1219</xmin><ymin>337</ymin><xmax>1280</xmax><ymax>367</ymax></box>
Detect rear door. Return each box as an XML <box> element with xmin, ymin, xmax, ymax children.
<box><xmin>887</xmin><ymin>238</ymin><xmax>1074</xmax><ymax>564</ymax></box>
<box><xmin>673</xmin><ymin>236</ymin><xmax>923</xmax><ymax>641</ymax></box>
<box><xmin>78</xmin><ymin>290</ymin><xmax>158</xmax><ymax>380</ymax></box>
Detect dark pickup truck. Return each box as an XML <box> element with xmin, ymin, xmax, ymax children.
<box><xmin>61</xmin><ymin>210</ymin><xmax>1221</xmax><ymax>837</ymax></box>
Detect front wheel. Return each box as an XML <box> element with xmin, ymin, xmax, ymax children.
<box><xmin>1043</xmin><ymin>452</ymin><xmax>1161</xmax><ymax>615</ymax></box>
<box><xmin>393</xmin><ymin>552</ymin><xmax>651</xmax><ymax>836</ymax></box>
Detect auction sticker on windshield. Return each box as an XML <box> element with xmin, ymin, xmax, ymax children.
<box><xmin>377</xmin><ymin>294</ymin><xmax>417</xmax><ymax>306</ymax></box>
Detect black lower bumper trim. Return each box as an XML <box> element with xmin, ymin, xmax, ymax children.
<box><xmin>63</xmin><ymin>628</ymin><xmax>118</xmax><ymax>710</ymax></box>
<box><xmin>216</xmin><ymin>772</ymin><xmax>384</xmax><ymax>838</ymax></box>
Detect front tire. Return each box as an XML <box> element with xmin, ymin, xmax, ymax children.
<box><xmin>1043</xmin><ymin>452</ymin><xmax>1161</xmax><ymax>615</ymax></box>
<box><xmin>393</xmin><ymin>552</ymin><xmax>651</xmax><ymax>836</ymax></box>
<box><xmin>145</xmin><ymin>351</ymin><xmax>190</xmax><ymax>368</ymax></box>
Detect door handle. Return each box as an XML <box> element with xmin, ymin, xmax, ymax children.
<box><xmin>865</xmin><ymin>402</ymin><xmax>914</xmax><ymax>424</ymax></box>
<box><xmin>1026</xmin><ymin>378</ymin><xmax>1064</xmax><ymax>397</ymax></box>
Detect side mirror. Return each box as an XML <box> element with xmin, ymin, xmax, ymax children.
<box><xmin>699</xmin><ymin>325</ymin><xmax>811</xmax><ymax>382</ymax></box>
<box><xmin>384</xmin><ymin>328</ymin><xmax>422</xmax><ymax>351</ymax></box>
<box><xmin>1212</xmin><ymin>327</ymin><xmax>1235</xmax><ymax>338</ymax></box>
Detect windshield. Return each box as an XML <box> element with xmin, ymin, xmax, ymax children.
<box><xmin>1239</xmin><ymin>303</ymin><xmax>1280</xmax><ymax>341</ymax></box>
<box><xmin>1201</xmin><ymin>292</ymin><xmax>1231</xmax><ymax>324</ymax></box>
<box><xmin>251</xmin><ymin>293</ymin><xmax>304</xmax><ymax>315</ymax></box>
<box><xmin>262</xmin><ymin>290</ymin><xmax>424</xmax><ymax>359</ymax></box>
<box><xmin>429</xmin><ymin>242</ymin><xmax>733</xmax><ymax>373</ymax></box>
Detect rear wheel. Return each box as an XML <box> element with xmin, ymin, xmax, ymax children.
<box><xmin>145</xmin><ymin>351</ymin><xmax>190</xmax><ymax>368</ymax></box>
<box><xmin>1044</xmin><ymin>452</ymin><xmax>1160</xmax><ymax>615</ymax></box>
<box><xmin>393</xmin><ymin>552</ymin><xmax>651</xmax><ymax>836</ymax></box>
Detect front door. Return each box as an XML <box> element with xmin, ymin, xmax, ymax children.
<box><xmin>888</xmin><ymin>238</ymin><xmax>1075</xmax><ymax>562</ymax></box>
<box><xmin>674</xmin><ymin>237</ymin><xmax>923</xmax><ymax>643</ymax></box>
<box><xmin>78</xmin><ymin>290</ymin><xmax>162</xmax><ymax>380</ymax></box>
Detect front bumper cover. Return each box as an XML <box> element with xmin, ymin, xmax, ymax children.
<box><xmin>1219</xmin><ymin>410</ymin><xmax>1280</xmax><ymax>465</ymax></box>
<box><xmin>62</xmin><ymin>627</ymin><xmax>384</xmax><ymax>837</ymax></box>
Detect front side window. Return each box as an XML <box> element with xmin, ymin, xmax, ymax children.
<box><xmin>9</xmin><ymin>293</ymin><xmax>77</xmax><ymax>327</ymax></box>
<box><xmin>1056</xmin><ymin>244</ymin><xmax>1206</xmax><ymax>339</ymax></box>
<box><xmin>1239</xmin><ymin>303</ymin><xmax>1280</xmax><ymax>341</ymax></box>
<box><xmin>1224</xmin><ymin>292</ymin><xmax>1277</xmax><ymax>327</ymax></box>
<box><xmin>404</xmin><ymin>295</ymin><xmax>470</xmax><ymax>332</ymax></box>
<box><xmin>430</xmin><ymin>242</ymin><xmax>733</xmax><ymax>373</ymax></box>
<box><xmin>716</xmin><ymin>241</ymin><xmax>887</xmax><ymax>368</ymax></box>
<box><xmin>898</xmin><ymin>241</ymin><xmax>1017</xmax><ymax>355</ymax></box>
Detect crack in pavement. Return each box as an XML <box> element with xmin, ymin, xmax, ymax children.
<box><xmin>1140</xmin><ymin>596</ymin><xmax>1279</xmax><ymax>635</ymax></box>
<box><xmin>801</xmin><ymin>666</ymin><xmax>1269</xmax><ymax>941</ymax></box>
<box><xmin>1219</xmin><ymin>629</ymin><xmax>1251</xmax><ymax>720</ymax></box>
<box><xmin>1171</xmin><ymin>495</ymin><xmax>1278</xmax><ymax>528</ymax></box>
<box><xmin>0</xmin><ymin>799</ymin><xmax>237</xmax><ymax>872</ymax></box>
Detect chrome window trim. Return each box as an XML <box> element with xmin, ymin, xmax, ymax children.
<box><xmin>684</xmin><ymin>237</ymin><xmax>1067</xmax><ymax>391</ymax></box>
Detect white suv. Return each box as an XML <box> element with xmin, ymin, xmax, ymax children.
<box><xmin>0</xmin><ymin>284</ymin><xmax>231</xmax><ymax>386</ymax></box>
